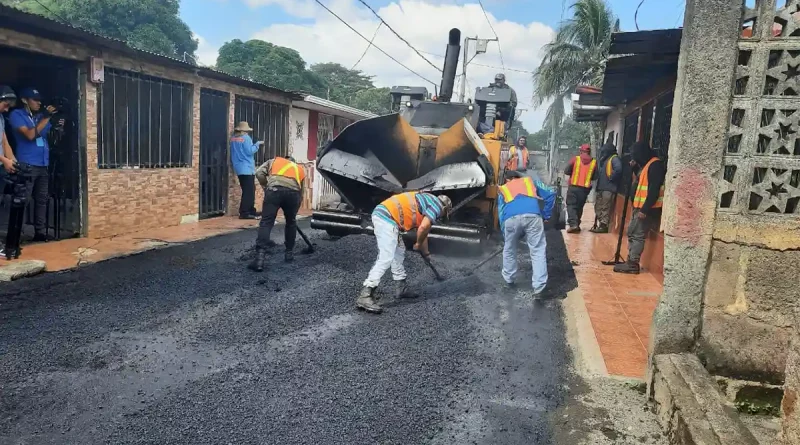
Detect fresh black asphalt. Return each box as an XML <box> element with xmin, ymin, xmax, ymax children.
<box><xmin>0</xmin><ymin>221</ymin><xmax>581</xmax><ymax>444</ymax></box>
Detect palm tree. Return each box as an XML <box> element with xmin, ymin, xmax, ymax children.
<box><xmin>533</xmin><ymin>0</ymin><xmax>618</xmax><ymax>174</ymax></box>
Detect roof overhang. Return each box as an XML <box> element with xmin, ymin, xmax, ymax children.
<box><xmin>572</xmin><ymin>86</ymin><xmax>614</xmax><ymax>122</ymax></box>
<box><xmin>293</xmin><ymin>95</ymin><xmax>378</xmax><ymax>120</ymax></box>
<box><xmin>600</xmin><ymin>28</ymin><xmax>682</xmax><ymax>106</ymax></box>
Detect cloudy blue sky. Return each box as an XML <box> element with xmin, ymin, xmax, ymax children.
<box><xmin>183</xmin><ymin>0</ymin><xmax>686</xmax><ymax>130</ymax></box>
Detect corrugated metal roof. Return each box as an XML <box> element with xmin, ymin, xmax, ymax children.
<box><xmin>294</xmin><ymin>95</ymin><xmax>378</xmax><ymax>119</ymax></box>
<box><xmin>0</xmin><ymin>4</ymin><xmax>304</xmax><ymax>100</ymax></box>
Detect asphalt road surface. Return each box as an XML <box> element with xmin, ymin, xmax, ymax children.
<box><xmin>0</xmin><ymin>221</ymin><xmax>663</xmax><ymax>444</ymax></box>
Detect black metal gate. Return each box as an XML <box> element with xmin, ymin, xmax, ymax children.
<box><xmin>199</xmin><ymin>88</ymin><xmax>230</xmax><ymax>219</ymax></box>
<box><xmin>0</xmin><ymin>48</ymin><xmax>83</xmax><ymax>240</ymax></box>
<box><xmin>233</xmin><ymin>96</ymin><xmax>289</xmax><ymax>165</ymax></box>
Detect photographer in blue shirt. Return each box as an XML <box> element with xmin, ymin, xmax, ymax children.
<box><xmin>8</xmin><ymin>87</ymin><xmax>63</xmax><ymax>242</ymax></box>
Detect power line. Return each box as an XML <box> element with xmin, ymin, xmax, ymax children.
<box><xmin>477</xmin><ymin>0</ymin><xmax>505</xmax><ymax>72</ymax></box>
<box><xmin>352</xmin><ymin>22</ymin><xmax>382</xmax><ymax>70</ymax></box>
<box><xmin>32</xmin><ymin>0</ymin><xmax>67</xmax><ymax>23</ymax></box>
<box><xmin>418</xmin><ymin>50</ymin><xmax>533</xmax><ymax>74</ymax></box>
<box><xmin>312</xmin><ymin>0</ymin><xmax>438</xmax><ymax>86</ymax></box>
<box><xmin>355</xmin><ymin>0</ymin><xmax>442</xmax><ymax>73</ymax></box>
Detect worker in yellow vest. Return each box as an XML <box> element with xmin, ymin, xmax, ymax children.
<box><xmin>497</xmin><ymin>171</ymin><xmax>557</xmax><ymax>298</ymax></box>
<box><xmin>506</xmin><ymin>136</ymin><xmax>530</xmax><ymax>173</ymax></box>
<box><xmin>563</xmin><ymin>144</ymin><xmax>597</xmax><ymax>233</ymax></box>
<box><xmin>591</xmin><ymin>138</ymin><xmax>623</xmax><ymax>233</ymax></box>
<box><xmin>358</xmin><ymin>191</ymin><xmax>452</xmax><ymax>314</ymax></box>
<box><xmin>248</xmin><ymin>155</ymin><xmax>306</xmax><ymax>272</ymax></box>
<box><xmin>614</xmin><ymin>141</ymin><xmax>665</xmax><ymax>275</ymax></box>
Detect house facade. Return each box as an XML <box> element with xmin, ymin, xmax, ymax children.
<box><xmin>0</xmin><ymin>5</ymin><xmax>374</xmax><ymax>240</ymax></box>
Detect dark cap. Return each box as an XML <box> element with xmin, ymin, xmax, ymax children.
<box><xmin>0</xmin><ymin>85</ymin><xmax>16</xmax><ymax>101</ymax></box>
<box><xmin>19</xmin><ymin>87</ymin><xmax>42</xmax><ymax>100</ymax></box>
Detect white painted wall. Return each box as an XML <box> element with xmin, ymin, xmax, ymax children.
<box><xmin>604</xmin><ymin>108</ymin><xmax>623</xmax><ymax>152</ymax></box>
<box><xmin>289</xmin><ymin>108</ymin><xmax>310</xmax><ymax>163</ymax></box>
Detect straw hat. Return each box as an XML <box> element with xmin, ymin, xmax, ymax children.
<box><xmin>234</xmin><ymin>121</ymin><xmax>253</xmax><ymax>132</ymax></box>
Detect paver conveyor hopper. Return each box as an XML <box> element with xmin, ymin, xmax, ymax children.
<box><xmin>311</xmin><ymin>28</ymin><xmax>513</xmax><ymax>246</ymax></box>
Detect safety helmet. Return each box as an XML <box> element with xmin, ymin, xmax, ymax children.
<box><xmin>438</xmin><ymin>195</ymin><xmax>452</xmax><ymax>211</ymax></box>
<box><xmin>494</xmin><ymin>73</ymin><xmax>506</xmax><ymax>82</ymax></box>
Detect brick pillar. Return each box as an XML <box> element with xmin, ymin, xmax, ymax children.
<box><xmin>648</xmin><ymin>0</ymin><xmax>742</xmax><ymax>360</ymax></box>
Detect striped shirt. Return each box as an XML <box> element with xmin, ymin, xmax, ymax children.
<box><xmin>373</xmin><ymin>192</ymin><xmax>445</xmax><ymax>227</ymax></box>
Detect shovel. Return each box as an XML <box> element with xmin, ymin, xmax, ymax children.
<box><xmin>296</xmin><ymin>226</ymin><xmax>315</xmax><ymax>254</ymax></box>
<box><xmin>465</xmin><ymin>246</ymin><xmax>504</xmax><ymax>276</ymax></box>
<box><xmin>418</xmin><ymin>251</ymin><xmax>445</xmax><ymax>281</ymax></box>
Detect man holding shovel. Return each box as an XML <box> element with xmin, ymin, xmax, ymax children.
<box><xmin>357</xmin><ymin>192</ymin><xmax>452</xmax><ymax>314</ymax></box>
<box><xmin>498</xmin><ymin>171</ymin><xmax>557</xmax><ymax>298</ymax></box>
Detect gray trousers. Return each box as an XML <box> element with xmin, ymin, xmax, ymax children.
<box><xmin>594</xmin><ymin>191</ymin><xmax>615</xmax><ymax>227</ymax></box>
<box><xmin>502</xmin><ymin>214</ymin><xmax>548</xmax><ymax>293</ymax></box>
<box><xmin>627</xmin><ymin>209</ymin><xmax>652</xmax><ymax>264</ymax></box>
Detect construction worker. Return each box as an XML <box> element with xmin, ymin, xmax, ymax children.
<box><xmin>498</xmin><ymin>171</ymin><xmax>557</xmax><ymax>297</ymax></box>
<box><xmin>564</xmin><ymin>144</ymin><xmax>597</xmax><ymax>233</ymax></box>
<box><xmin>248</xmin><ymin>155</ymin><xmax>306</xmax><ymax>272</ymax></box>
<box><xmin>591</xmin><ymin>138</ymin><xmax>622</xmax><ymax>233</ymax></box>
<box><xmin>357</xmin><ymin>192</ymin><xmax>453</xmax><ymax>314</ymax></box>
<box><xmin>614</xmin><ymin>141</ymin><xmax>665</xmax><ymax>275</ymax></box>
<box><xmin>506</xmin><ymin>136</ymin><xmax>530</xmax><ymax>173</ymax></box>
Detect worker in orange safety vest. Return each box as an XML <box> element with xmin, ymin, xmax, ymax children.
<box><xmin>506</xmin><ymin>136</ymin><xmax>530</xmax><ymax>173</ymax></box>
<box><xmin>614</xmin><ymin>141</ymin><xmax>665</xmax><ymax>275</ymax></box>
<box><xmin>248</xmin><ymin>156</ymin><xmax>306</xmax><ymax>272</ymax></box>
<box><xmin>357</xmin><ymin>191</ymin><xmax>452</xmax><ymax>314</ymax></box>
<box><xmin>563</xmin><ymin>144</ymin><xmax>597</xmax><ymax>233</ymax></box>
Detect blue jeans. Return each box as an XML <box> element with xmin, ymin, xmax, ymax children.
<box><xmin>502</xmin><ymin>214</ymin><xmax>547</xmax><ymax>293</ymax></box>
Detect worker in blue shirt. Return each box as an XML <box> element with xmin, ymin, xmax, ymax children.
<box><xmin>8</xmin><ymin>87</ymin><xmax>62</xmax><ymax>241</ymax></box>
<box><xmin>230</xmin><ymin>121</ymin><xmax>264</xmax><ymax>219</ymax></box>
<box><xmin>497</xmin><ymin>170</ymin><xmax>557</xmax><ymax>298</ymax></box>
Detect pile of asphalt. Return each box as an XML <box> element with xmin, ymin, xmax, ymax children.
<box><xmin>0</xmin><ymin>223</ymin><xmax>578</xmax><ymax>444</ymax></box>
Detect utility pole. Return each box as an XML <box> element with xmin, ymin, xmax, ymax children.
<box><xmin>459</xmin><ymin>36</ymin><xmax>496</xmax><ymax>102</ymax></box>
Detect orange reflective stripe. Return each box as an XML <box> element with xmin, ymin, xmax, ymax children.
<box><xmin>570</xmin><ymin>156</ymin><xmax>582</xmax><ymax>186</ymax></box>
<box><xmin>382</xmin><ymin>192</ymin><xmax>422</xmax><ymax>230</ymax></box>
<box><xmin>605</xmin><ymin>154</ymin><xmax>617</xmax><ymax>177</ymax></box>
<box><xmin>570</xmin><ymin>156</ymin><xmax>596</xmax><ymax>188</ymax></box>
<box><xmin>270</xmin><ymin>157</ymin><xmax>302</xmax><ymax>185</ymax></box>
<box><xmin>585</xmin><ymin>159</ymin><xmax>596</xmax><ymax>187</ymax></box>
<box><xmin>633</xmin><ymin>158</ymin><xmax>664</xmax><ymax>209</ymax></box>
<box><xmin>520</xmin><ymin>149</ymin><xmax>529</xmax><ymax>169</ymax></box>
<box><xmin>500</xmin><ymin>177</ymin><xmax>539</xmax><ymax>203</ymax></box>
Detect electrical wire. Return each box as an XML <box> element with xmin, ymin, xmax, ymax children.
<box><xmin>312</xmin><ymin>0</ymin><xmax>438</xmax><ymax>86</ymax></box>
<box><xmin>32</xmin><ymin>0</ymin><xmax>67</xmax><ymax>23</ymax></box>
<box><xmin>418</xmin><ymin>50</ymin><xmax>532</xmax><ymax>74</ymax></box>
<box><xmin>351</xmin><ymin>22</ymin><xmax>382</xmax><ymax>70</ymax></box>
<box><xmin>635</xmin><ymin>0</ymin><xmax>646</xmax><ymax>31</ymax></box>
<box><xmin>355</xmin><ymin>0</ymin><xmax>442</xmax><ymax>73</ymax></box>
<box><xmin>477</xmin><ymin>0</ymin><xmax>505</xmax><ymax>72</ymax></box>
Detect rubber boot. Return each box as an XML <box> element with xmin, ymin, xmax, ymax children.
<box><xmin>395</xmin><ymin>280</ymin><xmax>418</xmax><ymax>299</ymax></box>
<box><xmin>284</xmin><ymin>250</ymin><xmax>294</xmax><ymax>263</ymax></box>
<box><xmin>356</xmin><ymin>286</ymin><xmax>382</xmax><ymax>314</ymax></box>
<box><xmin>247</xmin><ymin>248</ymin><xmax>267</xmax><ymax>272</ymax></box>
<box><xmin>613</xmin><ymin>261</ymin><xmax>640</xmax><ymax>274</ymax></box>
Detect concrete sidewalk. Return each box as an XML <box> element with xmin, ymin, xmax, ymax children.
<box><xmin>1</xmin><ymin>210</ymin><xmax>311</xmax><ymax>275</ymax></box>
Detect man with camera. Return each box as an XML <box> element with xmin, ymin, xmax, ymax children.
<box><xmin>0</xmin><ymin>85</ymin><xmax>18</xmax><ymax>174</ymax></box>
<box><xmin>8</xmin><ymin>87</ymin><xmax>63</xmax><ymax>242</ymax></box>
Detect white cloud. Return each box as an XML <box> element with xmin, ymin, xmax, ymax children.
<box><xmin>194</xmin><ymin>33</ymin><xmax>220</xmax><ymax>67</ymax></box>
<box><xmin>201</xmin><ymin>0</ymin><xmax>554</xmax><ymax>132</ymax></box>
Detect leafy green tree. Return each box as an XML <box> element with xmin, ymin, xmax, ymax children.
<box><xmin>350</xmin><ymin>87</ymin><xmax>392</xmax><ymax>115</ymax></box>
<box><xmin>532</xmin><ymin>0</ymin><xmax>618</xmax><ymax>150</ymax></box>
<box><xmin>309</xmin><ymin>63</ymin><xmax>373</xmax><ymax>102</ymax></box>
<box><xmin>216</xmin><ymin>39</ymin><xmax>327</xmax><ymax>95</ymax></box>
<box><xmin>3</xmin><ymin>0</ymin><xmax>198</xmax><ymax>61</ymax></box>
<box><xmin>527</xmin><ymin>118</ymin><xmax>591</xmax><ymax>152</ymax></box>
